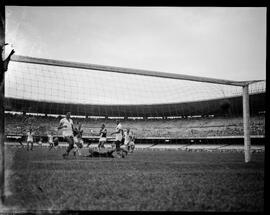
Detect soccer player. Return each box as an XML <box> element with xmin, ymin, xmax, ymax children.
<box><xmin>48</xmin><ymin>131</ymin><xmax>59</xmax><ymax>151</ymax></box>
<box><xmin>26</xmin><ymin>128</ymin><xmax>34</xmax><ymax>151</ymax></box>
<box><xmin>53</xmin><ymin>137</ymin><xmax>59</xmax><ymax>149</ymax></box>
<box><xmin>85</xmin><ymin>147</ymin><xmax>115</xmax><ymax>158</ymax></box>
<box><xmin>48</xmin><ymin>132</ymin><xmax>54</xmax><ymax>150</ymax></box>
<box><xmin>17</xmin><ymin>135</ymin><xmax>24</xmax><ymax>148</ymax></box>
<box><xmin>58</xmin><ymin>112</ymin><xmax>74</xmax><ymax>158</ymax></box>
<box><xmin>123</xmin><ymin>128</ymin><xmax>135</xmax><ymax>153</ymax></box>
<box><xmin>111</xmin><ymin>121</ymin><xmax>128</xmax><ymax>157</ymax></box>
<box><xmin>38</xmin><ymin>137</ymin><xmax>43</xmax><ymax>146</ymax></box>
<box><xmin>73</xmin><ymin>122</ymin><xmax>84</xmax><ymax>156</ymax></box>
<box><xmin>98</xmin><ymin>124</ymin><xmax>107</xmax><ymax>151</ymax></box>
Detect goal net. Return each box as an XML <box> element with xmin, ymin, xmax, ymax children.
<box><xmin>4</xmin><ymin>55</ymin><xmax>266</xmax><ymax>161</ymax></box>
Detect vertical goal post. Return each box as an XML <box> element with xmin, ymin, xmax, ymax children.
<box><xmin>243</xmin><ymin>84</ymin><xmax>251</xmax><ymax>163</ymax></box>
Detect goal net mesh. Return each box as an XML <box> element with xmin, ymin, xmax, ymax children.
<box><xmin>4</xmin><ymin>56</ymin><xmax>265</xmax><ymax>144</ymax></box>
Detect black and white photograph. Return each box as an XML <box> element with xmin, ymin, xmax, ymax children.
<box><xmin>0</xmin><ymin>4</ymin><xmax>266</xmax><ymax>213</ymax></box>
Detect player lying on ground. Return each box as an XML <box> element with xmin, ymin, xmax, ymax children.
<box><xmin>84</xmin><ymin>146</ymin><xmax>127</xmax><ymax>158</ymax></box>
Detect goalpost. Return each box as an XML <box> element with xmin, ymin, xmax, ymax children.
<box><xmin>0</xmin><ymin>53</ymin><xmax>265</xmax><ymax>202</ymax></box>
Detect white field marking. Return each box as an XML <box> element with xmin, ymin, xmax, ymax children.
<box><xmin>4</xmin><ymin>142</ymin><xmax>264</xmax><ymax>151</ymax></box>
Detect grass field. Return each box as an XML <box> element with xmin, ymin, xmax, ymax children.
<box><xmin>2</xmin><ymin>145</ymin><xmax>264</xmax><ymax>212</ymax></box>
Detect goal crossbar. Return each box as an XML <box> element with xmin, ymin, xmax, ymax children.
<box><xmin>10</xmin><ymin>55</ymin><xmax>262</xmax><ymax>87</ymax></box>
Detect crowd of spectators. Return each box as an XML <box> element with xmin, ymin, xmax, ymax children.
<box><xmin>4</xmin><ymin>113</ymin><xmax>265</xmax><ymax>138</ymax></box>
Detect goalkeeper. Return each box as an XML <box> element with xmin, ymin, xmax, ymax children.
<box><xmin>85</xmin><ymin>147</ymin><xmax>116</xmax><ymax>158</ymax></box>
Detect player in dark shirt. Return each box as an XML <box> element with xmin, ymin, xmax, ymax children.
<box><xmin>98</xmin><ymin>124</ymin><xmax>107</xmax><ymax>151</ymax></box>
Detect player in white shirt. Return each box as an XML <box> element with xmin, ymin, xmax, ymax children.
<box><xmin>48</xmin><ymin>132</ymin><xmax>54</xmax><ymax>150</ymax></box>
<box><xmin>48</xmin><ymin>131</ymin><xmax>59</xmax><ymax>151</ymax></box>
<box><xmin>123</xmin><ymin>128</ymin><xmax>135</xmax><ymax>153</ymax></box>
<box><xmin>58</xmin><ymin>112</ymin><xmax>74</xmax><ymax>158</ymax></box>
<box><xmin>38</xmin><ymin>137</ymin><xmax>43</xmax><ymax>146</ymax></box>
<box><xmin>111</xmin><ymin>121</ymin><xmax>127</xmax><ymax>157</ymax></box>
<box><xmin>26</xmin><ymin>128</ymin><xmax>34</xmax><ymax>151</ymax></box>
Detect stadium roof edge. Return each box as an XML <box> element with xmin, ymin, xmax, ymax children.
<box><xmin>10</xmin><ymin>55</ymin><xmax>254</xmax><ymax>87</ymax></box>
<box><xmin>5</xmin><ymin>92</ymin><xmax>265</xmax><ymax>117</ymax></box>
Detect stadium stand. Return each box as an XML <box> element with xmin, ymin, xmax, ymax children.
<box><xmin>5</xmin><ymin>113</ymin><xmax>265</xmax><ymax>138</ymax></box>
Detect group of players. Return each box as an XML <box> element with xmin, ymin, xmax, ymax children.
<box><xmin>24</xmin><ymin>112</ymin><xmax>135</xmax><ymax>158</ymax></box>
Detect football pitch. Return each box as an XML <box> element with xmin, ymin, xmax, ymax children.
<box><xmin>2</xmin><ymin>145</ymin><xmax>264</xmax><ymax>212</ymax></box>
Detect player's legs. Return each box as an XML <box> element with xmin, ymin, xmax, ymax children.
<box><xmin>73</xmin><ymin>143</ymin><xmax>78</xmax><ymax>156</ymax></box>
<box><xmin>115</xmin><ymin>140</ymin><xmax>121</xmax><ymax>153</ymax></box>
<box><xmin>107</xmin><ymin>149</ymin><xmax>115</xmax><ymax>158</ymax></box>
<box><xmin>73</xmin><ymin>137</ymin><xmax>78</xmax><ymax>156</ymax></box>
<box><xmin>54</xmin><ymin>138</ymin><xmax>59</xmax><ymax>150</ymax></box>
<box><xmin>77</xmin><ymin>148</ymin><xmax>82</xmax><ymax>156</ymax></box>
<box><xmin>48</xmin><ymin>142</ymin><xmax>53</xmax><ymax>151</ymax></box>
<box><xmin>98</xmin><ymin>141</ymin><xmax>102</xmax><ymax>151</ymax></box>
<box><xmin>100</xmin><ymin>140</ymin><xmax>106</xmax><ymax>150</ymax></box>
<box><xmin>63</xmin><ymin>136</ymin><xmax>74</xmax><ymax>157</ymax></box>
<box><xmin>130</xmin><ymin>141</ymin><xmax>135</xmax><ymax>153</ymax></box>
<box><xmin>131</xmin><ymin>145</ymin><xmax>135</xmax><ymax>152</ymax></box>
<box><xmin>120</xmin><ymin>145</ymin><xmax>128</xmax><ymax>157</ymax></box>
<box><xmin>77</xmin><ymin>139</ymin><xmax>83</xmax><ymax>156</ymax></box>
<box><xmin>18</xmin><ymin>138</ymin><xmax>24</xmax><ymax>148</ymax></box>
<box><xmin>101</xmin><ymin>140</ymin><xmax>106</xmax><ymax>148</ymax></box>
<box><xmin>115</xmin><ymin>140</ymin><xmax>127</xmax><ymax>158</ymax></box>
<box><xmin>30</xmin><ymin>141</ymin><xmax>33</xmax><ymax>151</ymax></box>
<box><xmin>27</xmin><ymin>141</ymin><xmax>33</xmax><ymax>151</ymax></box>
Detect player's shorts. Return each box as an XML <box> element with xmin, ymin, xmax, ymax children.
<box><xmin>129</xmin><ymin>141</ymin><xmax>135</xmax><ymax>146</ymax></box>
<box><xmin>64</xmin><ymin>136</ymin><xmax>74</xmax><ymax>141</ymax></box>
<box><xmin>125</xmin><ymin>139</ymin><xmax>133</xmax><ymax>145</ymax></box>
<box><xmin>99</xmin><ymin>137</ymin><xmax>107</xmax><ymax>142</ymax></box>
<box><xmin>115</xmin><ymin>140</ymin><xmax>121</xmax><ymax>150</ymax></box>
<box><xmin>74</xmin><ymin>137</ymin><xmax>83</xmax><ymax>143</ymax></box>
<box><xmin>74</xmin><ymin>138</ymin><xmax>83</xmax><ymax>148</ymax></box>
<box><xmin>63</xmin><ymin>136</ymin><xmax>74</xmax><ymax>147</ymax></box>
<box><xmin>53</xmin><ymin>137</ymin><xmax>59</xmax><ymax>146</ymax></box>
<box><xmin>120</xmin><ymin>144</ymin><xmax>128</xmax><ymax>150</ymax></box>
<box><xmin>74</xmin><ymin>143</ymin><xmax>82</xmax><ymax>148</ymax></box>
<box><xmin>27</xmin><ymin>138</ymin><xmax>33</xmax><ymax>142</ymax></box>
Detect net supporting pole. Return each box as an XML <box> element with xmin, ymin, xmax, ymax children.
<box><xmin>243</xmin><ymin>84</ymin><xmax>251</xmax><ymax>163</ymax></box>
<box><xmin>0</xmin><ymin>4</ymin><xmax>5</xmax><ymax>203</ymax></box>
